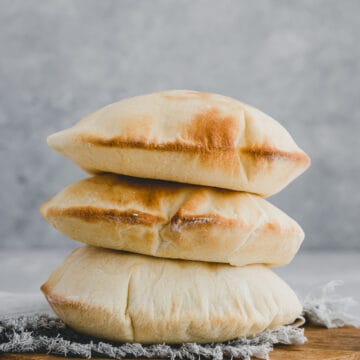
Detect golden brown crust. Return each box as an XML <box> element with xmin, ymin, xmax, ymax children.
<box><xmin>43</xmin><ymin>289</ymin><xmax>80</xmax><ymax>308</ymax></box>
<box><xmin>46</xmin><ymin>205</ymin><xmax>243</xmax><ymax>229</ymax></box>
<box><xmin>41</xmin><ymin>174</ymin><xmax>304</xmax><ymax>266</ymax></box>
<box><xmin>40</xmin><ymin>282</ymin><xmax>49</xmax><ymax>295</ymax></box>
<box><xmin>80</xmin><ymin>108</ymin><xmax>239</xmax><ymax>152</ymax></box>
<box><xmin>45</xmin><ymin>206</ymin><xmax>165</xmax><ymax>226</ymax></box>
<box><xmin>170</xmin><ymin>212</ymin><xmax>242</xmax><ymax>230</ymax></box>
<box><xmin>241</xmin><ymin>145</ymin><xmax>311</xmax><ymax>164</ymax></box>
<box><xmin>47</xmin><ymin>90</ymin><xmax>310</xmax><ymax>195</ymax></box>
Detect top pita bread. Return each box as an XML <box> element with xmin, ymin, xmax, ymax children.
<box><xmin>47</xmin><ymin>90</ymin><xmax>310</xmax><ymax>196</ymax></box>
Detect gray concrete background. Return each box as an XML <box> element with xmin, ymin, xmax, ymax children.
<box><xmin>0</xmin><ymin>0</ymin><xmax>359</xmax><ymax>250</ymax></box>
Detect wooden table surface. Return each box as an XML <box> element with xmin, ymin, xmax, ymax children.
<box><xmin>1</xmin><ymin>326</ymin><xmax>360</xmax><ymax>360</ymax></box>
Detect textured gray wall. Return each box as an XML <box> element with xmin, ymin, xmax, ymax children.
<box><xmin>1</xmin><ymin>0</ymin><xmax>359</xmax><ymax>250</ymax></box>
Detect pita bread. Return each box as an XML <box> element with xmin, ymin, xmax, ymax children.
<box><xmin>47</xmin><ymin>90</ymin><xmax>310</xmax><ymax>196</ymax></box>
<box><xmin>40</xmin><ymin>174</ymin><xmax>304</xmax><ymax>267</ymax></box>
<box><xmin>41</xmin><ymin>246</ymin><xmax>302</xmax><ymax>343</ymax></box>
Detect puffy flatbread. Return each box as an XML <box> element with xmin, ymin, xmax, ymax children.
<box><xmin>41</xmin><ymin>246</ymin><xmax>303</xmax><ymax>343</ymax></box>
<box><xmin>40</xmin><ymin>174</ymin><xmax>304</xmax><ymax>267</ymax></box>
<box><xmin>47</xmin><ymin>90</ymin><xmax>310</xmax><ymax>196</ymax></box>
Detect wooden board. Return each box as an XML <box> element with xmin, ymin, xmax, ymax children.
<box><xmin>270</xmin><ymin>326</ymin><xmax>360</xmax><ymax>360</ymax></box>
<box><xmin>1</xmin><ymin>327</ymin><xmax>360</xmax><ymax>360</ymax></box>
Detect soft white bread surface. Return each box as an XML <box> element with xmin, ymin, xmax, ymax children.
<box><xmin>40</xmin><ymin>174</ymin><xmax>304</xmax><ymax>267</ymax></box>
<box><xmin>47</xmin><ymin>90</ymin><xmax>310</xmax><ymax>197</ymax></box>
<box><xmin>41</xmin><ymin>246</ymin><xmax>303</xmax><ymax>343</ymax></box>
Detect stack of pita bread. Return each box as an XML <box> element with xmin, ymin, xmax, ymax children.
<box><xmin>40</xmin><ymin>90</ymin><xmax>310</xmax><ymax>344</ymax></box>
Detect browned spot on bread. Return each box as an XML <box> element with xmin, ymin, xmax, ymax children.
<box><xmin>86</xmin><ymin>174</ymin><xmax>193</xmax><ymax>210</ymax></box>
<box><xmin>170</xmin><ymin>213</ymin><xmax>244</xmax><ymax>231</ymax></box>
<box><xmin>181</xmin><ymin>108</ymin><xmax>239</xmax><ymax>150</ymax></box>
<box><xmin>264</xmin><ymin>221</ymin><xmax>300</xmax><ymax>234</ymax></box>
<box><xmin>41</xmin><ymin>280</ymin><xmax>81</xmax><ymax>309</ymax></box>
<box><xmin>41</xmin><ymin>285</ymin><xmax>74</xmax><ymax>310</ymax></box>
<box><xmin>264</xmin><ymin>222</ymin><xmax>283</xmax><ymax>233</ymax></box>
<box><xmin>87</xmin><ymin>175</ymin><xmax>238</xmax><ymax>208</ymax></box>
<box><xmin>40</xmin><ymin>282</ymin><xmax>51</xmax><ymax>295</ymax></box>
<box><xmin>42</xmin><ymin>288</ymin><xmax>101</xmax><ymax>312</ymax></box>
<box><xmin>80</xmin><ymin>136</ymin><xmax>236</xmax><ymax>153</ymax></box>
<box><xmin>45</xmin><ymin>206</ymin><xmax>165</xmax><ymax>226</ymax></box>
<box><xmin>98</xmin><ymin>173</ymin><xmax>187</xmax><ymax>192</ymax></box>
<box><xmin>45</xmin><ymin>293</ymin><xmax>81</xmax><ymax>308</ymax></box>
<box><xmin>242</xmin><ymin>146</ymin><xmax>310</xmax><ymax>164</ymax></box>
<box><xmin>82</xmin><ymin>135</ymin><xmax>194</xmax><ymax>151</ymax></box>
<box><xmin>80</xmin><ymin>108</ymin><xmax>240</xmax><ymax>154</ymax></box>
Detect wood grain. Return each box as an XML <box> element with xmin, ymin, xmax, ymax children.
<box><xmin>271</xmin><ymin>326</ymin><xmax>360</xmax><ymax>360</ymax></box>
<box><xmin>1</xmin><ymin>327</ymin><xmax>359</xmax><ymax>360</ymax></box>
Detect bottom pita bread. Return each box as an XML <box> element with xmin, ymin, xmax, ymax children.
<box><xmin>41</xmin><ymin>246</ymin><xmax>302</xmax><ymax>343</ymax></box>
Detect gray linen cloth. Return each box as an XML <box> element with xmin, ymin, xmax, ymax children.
<box><xmin>0</xmin><ymin>282</ymin><xmax>359</xmax><ymax>360</ymax></box>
